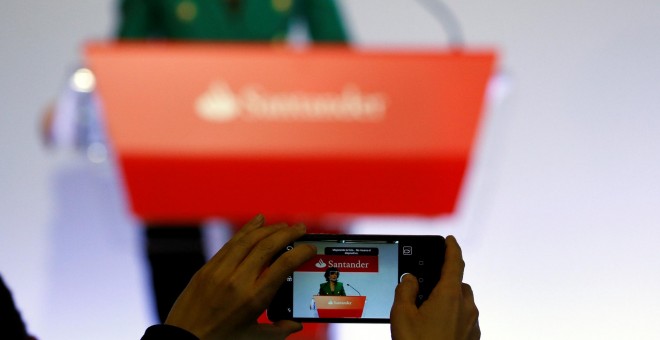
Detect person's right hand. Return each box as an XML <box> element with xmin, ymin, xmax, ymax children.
<box><xmin>390</xmin><ymin>236</ymin><xmax>480</xmax><ymax>340</ymax></box>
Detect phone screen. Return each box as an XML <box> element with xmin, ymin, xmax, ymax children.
<box><xmin>268</xmin><ymin>234</ymin><xmax>444</xmax><ymax>323</ymax></box>
<box><xmin>292</xmin><ymin>239</ymin><xmax>399</xmax><ymax>320</ymax></box>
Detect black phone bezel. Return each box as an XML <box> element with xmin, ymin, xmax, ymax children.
<box><xmin>267</xmin><ymin>234</ymin><xmax>445</xmax><ymax>323</ymax></box>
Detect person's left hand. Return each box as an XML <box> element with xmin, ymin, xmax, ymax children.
<box><xmin>164</xmin><ymin>214</ymin><xmax>316</xmax><ymax>340</ymax></box>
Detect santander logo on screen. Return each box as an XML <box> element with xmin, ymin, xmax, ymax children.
<box><xmin>195</xmin><ymin>81</ymin><xmax>388</xmax><ymax>122</ymax></box>
<box><xmin>298</xmin><ymin>255</ymin><xmax>378</xmax><ymax>273</ymax></box>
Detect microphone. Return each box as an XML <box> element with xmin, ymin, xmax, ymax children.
<box><xmin>346</xmin><ymin>283</ymin><xmax>362</xmax><ymax>296</ymax></box>
<box><xmin>413</xmin><ymin>0</ymin><xmax>464</xmax><ymax>47</ymax></box>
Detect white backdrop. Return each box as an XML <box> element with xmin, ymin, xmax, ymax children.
<box><xmin>1</xmin><ymin>1</ymin><xmax>659</xmax><ymax>339</ymax></box>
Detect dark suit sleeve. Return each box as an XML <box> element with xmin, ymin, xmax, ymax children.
<box><xmin>0</xmin><ymin>275</ymin><xmax>29</xmax><ymax>339</ymax></box>
<box><xmin>301</xmin><ymin>0</ymin><xmax>349</xmax><ymax>42</ymax></box>
<box><xmin>339</xmin><ymin>283</ymin><xmax>346</xmax><ymax>296</ymax></box>
<box><xmin>141</xmin><ymin>324</ymin><xmax>199</xmax><ymax>340</ymax></box>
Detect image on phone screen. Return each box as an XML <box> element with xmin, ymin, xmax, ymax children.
<box><xmin>292</xmin><ymin>239</ymin><xmax>399</xmax><ymax>320</ymax></box>
<box><xmin>268</xmin><ymin>234</ymin><xmax>444</xmax><ymax>323</ymax></box>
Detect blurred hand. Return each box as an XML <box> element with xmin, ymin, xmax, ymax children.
<box><xmin>390</xmin><ymin>236</ymin><xmax>480</xmax><ymax>340</ymax></box>
<box><xmin>165</xmin><ymin>214</ymin><xmax>316</xmax><ymax>340</ymax></box>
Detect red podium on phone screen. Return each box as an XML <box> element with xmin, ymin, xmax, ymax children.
<box><xmin>85</xmin><ymin>42</ymin><xmax>496</xmax><ymax>223</ymax></box>
<box><xmin>314</xmin><ymin>296</ymin><xmax>367</xmax><ymax>318</ymax></box>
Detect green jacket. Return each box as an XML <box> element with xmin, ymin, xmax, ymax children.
<box><xmin>117</xmin><ymin>0</ymin><xmax>349</xmax><ymax>42</ymax></box>
<box><xmin>319</xmin><ymin>281</ymin><xmax>346</xmax><ymax>296</ymax></box>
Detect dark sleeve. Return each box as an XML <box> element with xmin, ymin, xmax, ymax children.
<box><xmin>339</xmin><ymin>283</ymin><xmax>346</xmax><ymax>296</ymax></box>
<box><xmin>141</xmin><ymin>324</ymin><xmax>199</xmax><ymax>340</ymax></box>
<box><xmin>0</xmin><ymin>275</ymin><xmax>29</xmax><ymax>339</ymax></box>
<box><xmin>301</xmin><ymin>0</ymin><xmax>349</xmax><ymax>42</ymax></box>
<box><xmin>117</xmin><ymin>0</ymin><xmax>160</xmax><ymax>39</ymax></box>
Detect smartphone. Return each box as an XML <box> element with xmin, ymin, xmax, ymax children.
<box><xmin>267</xmin><ymin>234</ymin><xmax>445</xmax><ymax>323</ymax></box>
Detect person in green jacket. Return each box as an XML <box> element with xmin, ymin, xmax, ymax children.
<box><xmin>118</xmin><ymin>0</ymin><xmax>348</xmax><ymax>41</ymax></box>
<box><xmin>114</xmin><ymin>0</ymin><xmax>350</xmax><ymax>323</ymax></box>
<box><xmin>319</xmin><ymin>267</ymin><xmax>346</xmax><ymax>296</ymax></box>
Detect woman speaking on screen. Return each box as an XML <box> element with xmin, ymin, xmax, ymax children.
<box><xmin>318</xmin><ymin>267</ymin><xmax>347</xmax><ymax>296</ymax></box>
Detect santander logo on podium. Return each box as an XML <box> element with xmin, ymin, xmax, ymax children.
<box><xmin>195</xmin><ymin>82</ymin><xmax>240</xmax><ymax>121</ymax></box>
<box><xmin>195</xmin><ymin>81</ymin><xmax>388</xmax><ymax>122</ymax></box>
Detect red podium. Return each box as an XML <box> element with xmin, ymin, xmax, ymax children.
<box><xmin>314</xmin><ymin>296</ymin><xmax>367</xmax><ymax>318</ymax></box>
<box><xmin>85</xmin><ymin>42</ymin><xmax>496</xmax><ymax>222</ymax></box>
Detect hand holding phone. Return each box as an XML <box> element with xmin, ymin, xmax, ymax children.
<box><xmin>143</xmin><ymin>215</ymin><xmax>479</xmax><ymax>340</ymax></box>
<box><xmin>391</xmin><ymin>236</ymin><xmax>480</xmax><ymax>340</ymax></box>
<box><xmin>163</xmin><ymin>215</ymin><xmax>316</xmax><ymax>339</ymax></box>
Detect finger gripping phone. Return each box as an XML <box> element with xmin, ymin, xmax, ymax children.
<box><xmin>267</xmin><ymin>234</ymin><xmax>445</xmax><ymax>323</ymax></box>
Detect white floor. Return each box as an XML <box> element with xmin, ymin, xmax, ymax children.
<box><xmin>2</xmin><ymin>1</ymin><xmax>660</xmax><ymax>339</ymax></box>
